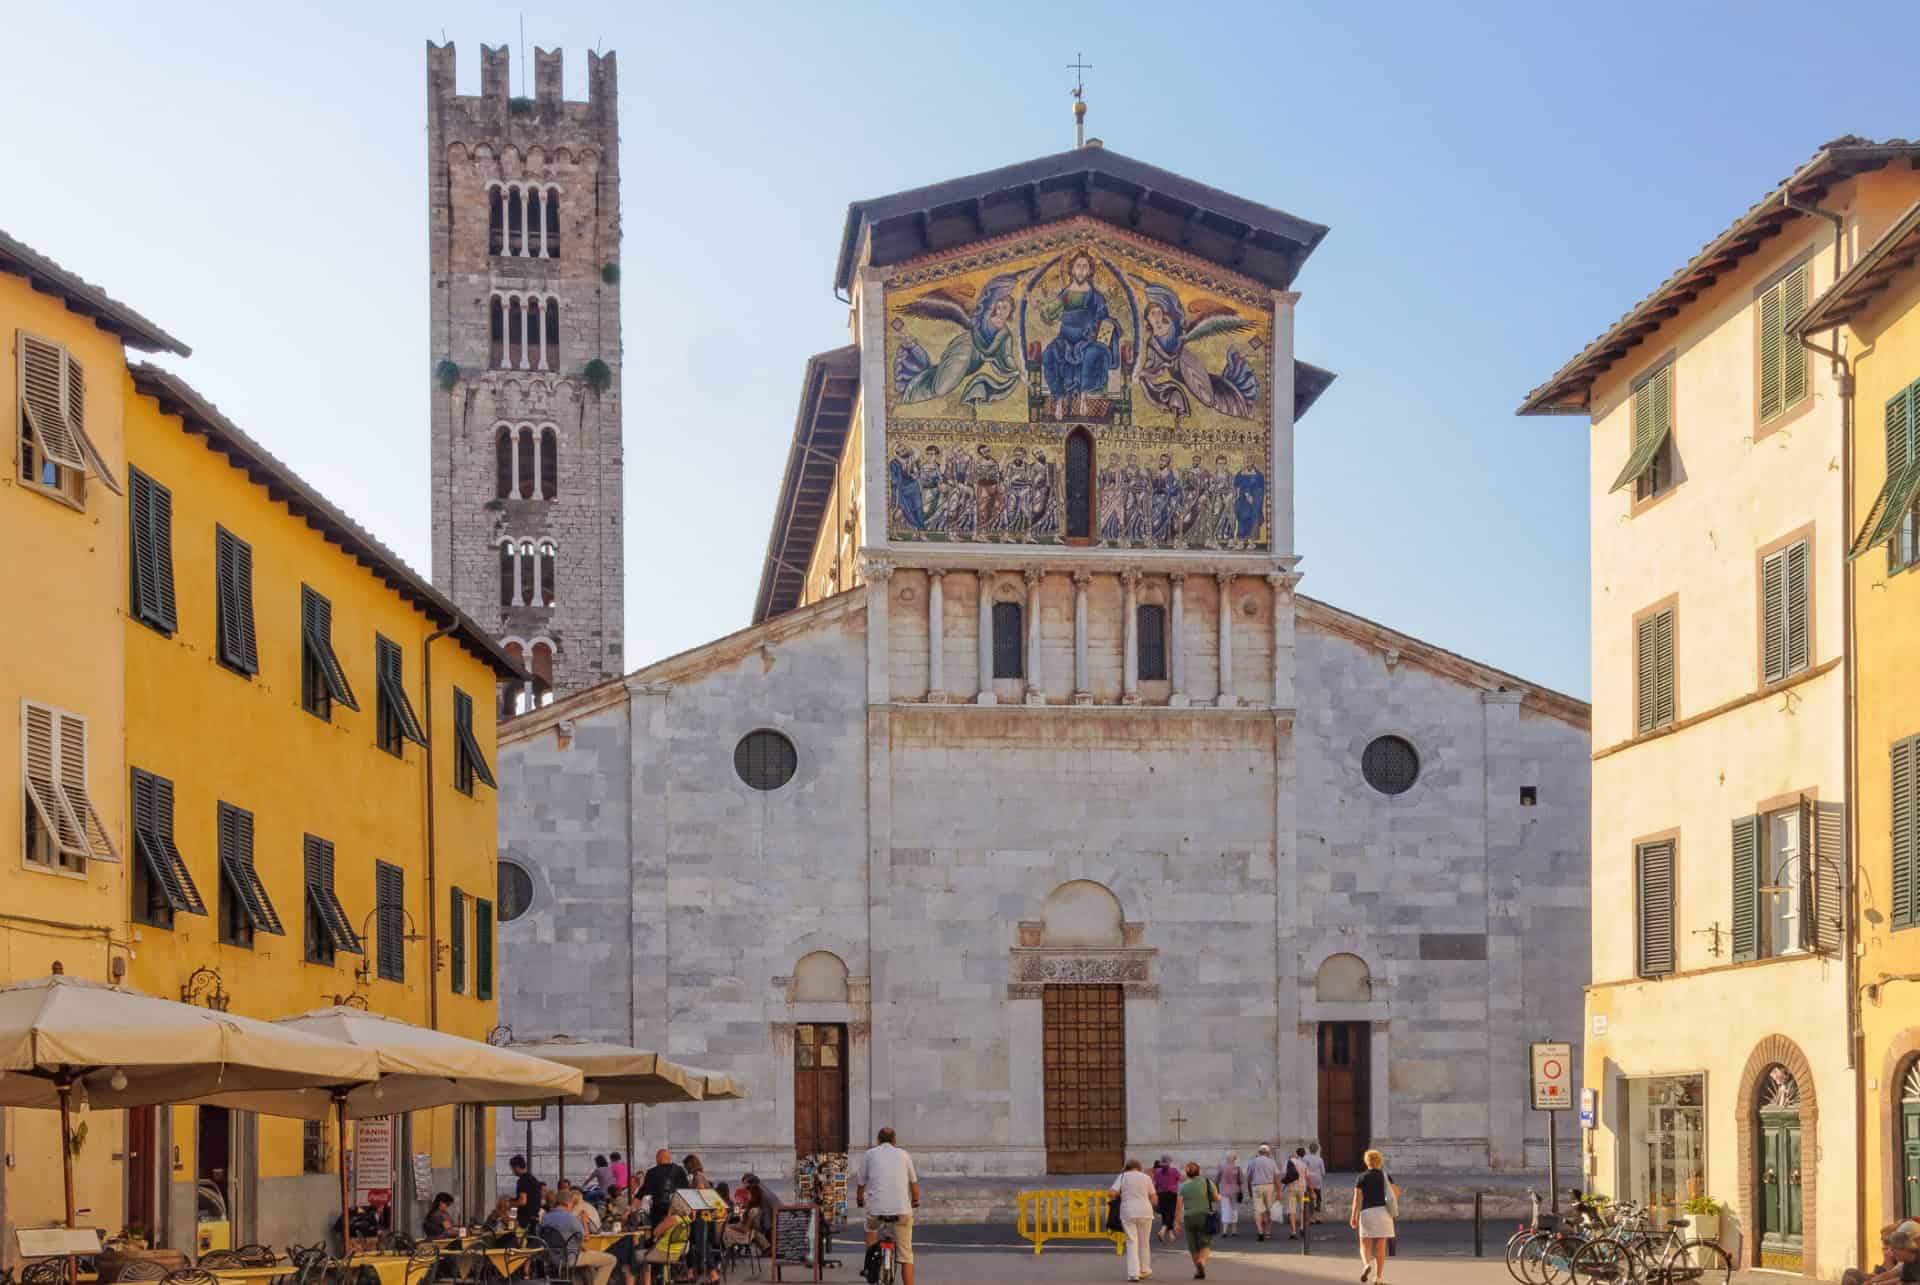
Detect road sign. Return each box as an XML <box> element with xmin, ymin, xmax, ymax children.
<box><xmin>1531</xmin><ymin>1040</ymin><xmax>1572</xmax><ymax>1110</ymax></box>
<box><xmin>1579</xmin><ymin>1087</ymin><xmax>1597</xmax><ymax>1129</ymax></box>
<box><xmin>511</xmin><ymin>1104</ymin><xmax>547</xmax><ymax>1122</ymax></box>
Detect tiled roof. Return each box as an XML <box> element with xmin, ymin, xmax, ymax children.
<box><xmin>129</xmin><ymin>365</ymin><xmax>523</xmax><ymax>679</ymax></box>
<box><xmin>0</xmin><ymin>229</ymin><xmax>189</xmax><ymax>356</ymax></box>
<box><xmin>1518</xmin><ymin>137</ymin><xmax>1920</xmax><ymax>416</ymax></box>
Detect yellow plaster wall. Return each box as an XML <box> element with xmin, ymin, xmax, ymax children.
<box><xmin>1844</xmin><ymin>267</ymin><xmax>1920</xmax><ymax>1236</ymax></box>
<box><xmin>120</xmin><ymin>381</ymin><xmax>500</xmax><ymax>1222</ymax></box>
<box><xmin>802</xmin><ymin>403</ymin><xmax>864</xmax><ymax>607</ymax></box>
<box><xmin>1</xmin><ymin>272</ymin><xmax>135</xmax><ymax>1238</ymax></box>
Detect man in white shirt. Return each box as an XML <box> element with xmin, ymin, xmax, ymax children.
<box><xmin>1244</xmin><ymin>1145</ymin><xmax>1282</xmax><ymax>1241</ymax></box>
<box><xmin>853</xmin><ymin>1127</ymin><xmax>921</xmax><ymax>1285</ymax></box>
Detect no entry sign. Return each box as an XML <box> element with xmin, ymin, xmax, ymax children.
<box><xmin>1530</xmin><ymin>1040</ymin><xmax>1572</xmax><ymax>1110</ymax></box>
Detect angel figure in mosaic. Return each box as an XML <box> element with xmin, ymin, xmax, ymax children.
<box><xmin>893</xmin><ymin>274</ymin><xmax>1024</xmax><ymax>407</ymax></box>
<box><xmin>1135</xmin><ymin>283</ymin><xmax>1260</xmax><ymax>421</ymax></box>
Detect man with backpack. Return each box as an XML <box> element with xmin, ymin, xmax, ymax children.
<box><xmin>1281</xmin><ymin>1148</ymin><xmax>1306</xmax><ymax>1240</ymax></box>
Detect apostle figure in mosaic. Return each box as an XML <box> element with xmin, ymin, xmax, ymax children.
<box><xmin>1098</xmin><ymin>460</ymin><xmax>1125</xmax><ymax>542</ymax></box>
<box><xmin>920</xmin><ymin>445</ymin><xmax>947</xmax><ymax>533</ymax></box>
<box><xmin>1039</xmin><ymin>251</ymin><xmax>1120</xmax><ymax>420</ymax></box>
<box><xmin>973</xmin><ymin>445</ymin><xmax>1005</xmax><ymax>536</ymax></box>
<box><xmin>1135</xmin><ymin>284</ymin><xmax>1260</xmax><ymax>422</ymax></box>
<box><xmin>1030</xmin><ymin>448</ymin><xmax>1058</xmax><ymax>537</ymax></box>
<box><xmin>1003</xmin><ymin>447</ymin><xmax>1033</xmax><ymax>536</ymax></box>
<box><xmin>1232</xmin><ymin>460</ymin><xmax>1266</xmax><ymax>547</ymax></box>
<box><xmin>1150</xmin><ymin>453</ymin><xmax>1181</xmax><ymax>545</ymax></box>
<box><xmin>890</xmin><ymin>446</ymin><xmax>925</xmax><ymax>532</ymax></box>
<box><xmin>944</xmin><ymin>448</ymin><xmax>976</xmax><ymax>538</ymax></box>
<box><xmin>1125</xmin><ymin>454</ymin><xmax>1152</xmax><ymax>545</ymax></box>
<box><xmin>1178</xmin><ymin>454</ymin><xmax>1211</xmax><ymax>541</ymax></box>
<box><xmin>893</xmin><ymin>274</ymin><xmax>1024</xmax><ymax>408</ymax></box>
<box><xmin>1208</xmin><ymin>455</ymin><xmax>1237</xmax><ymax>545</ymax></box>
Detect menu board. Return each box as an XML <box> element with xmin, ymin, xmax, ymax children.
<box><xmin>771</xmin><ymin>1204</ymin><xmax>820</xmax><ymax>1282</ymax></box>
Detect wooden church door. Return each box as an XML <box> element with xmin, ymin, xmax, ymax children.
<box><xmin>1317</xmin><ymin>1022</ymin><xmax>1370</xmax><ymax>1171</ymax></box>
<box><xmin>794</xmin><ymin>1023</ymin><xmax>848</xmax><ymax>1157</ymax></box>
<box><xmin>1042</xmin><ymin>984</ymin><xmax>1125</xmax><ymax>1172</ymax></box>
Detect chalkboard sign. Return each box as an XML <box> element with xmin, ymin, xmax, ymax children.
<box><xmin>771</xmin><ymin>1203</ymin><xmax>819</xmax><ymax>1283</ymax></box>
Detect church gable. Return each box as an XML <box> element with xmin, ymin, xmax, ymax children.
<box><xmin>883</xmin><ymin>218</ymin><xmax>1278</xmax><ymax>552</ymax></box>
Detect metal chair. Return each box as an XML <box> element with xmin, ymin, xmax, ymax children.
<box><xmin>196</xmin><ymin>1252</ymin><xmax>244</xmax><ymax>1270</ymax></box>
<box><xmin>115</xmin><ymin>1263</ymin><xmax>170</xmax><ymax>1283</ymax></box>
<box><xmin>401</xmin><ymin>1242</ymin><xmax>440</xmax><ymax>1285</ymax></box>
<box><xmin>235</xmin><ymin>1247</ymin><xmax>277</xmax><ymax>1269</ymax></box>
<box><xmin>532</xmin><ymin>1229</ymin><xmax>577</xmax><ymax>1285</ymax></box>
<box><xmin>20</xmin><ymin>1263</ymin><xmax>64</xmax><ymax>1285</ymax></box>
<box><xmin>163</xmin><ymin>1270</ymin><xmax>220</xmax><ymax>1285</ymax></box>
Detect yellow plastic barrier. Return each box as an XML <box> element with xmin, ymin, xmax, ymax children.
<box><xmin>1014</xmin><ymin>1189</ymin><xmax>1127</xmax><ymax>1255</ymax></box>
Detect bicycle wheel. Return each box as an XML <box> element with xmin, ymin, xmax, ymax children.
<box><xmin>1657</xmin><ymin>1238</ymin><xmax>1732</xmax><ymax>1285</ymax></box>
<box><xmin>1507</xmin><ymin>1229</ymin><xmax>1538</xmax><ymax>1283</ymax></box>
<box><xmin>1514</xmin><ymin>1231</ymin><xmax>1552</xmax><ymax>1284</ymax></box>
<box><xmin>1570</xmin><ymin>1238</ymin><xmax>1633</xmax><ymax>1285</ymax></box>
<box><xmin>1539</xmin><ymin>1232</ymin><xmax>1587</xmax><ymax>1285</ymax></box>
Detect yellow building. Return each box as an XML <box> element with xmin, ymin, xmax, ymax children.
<box><xmin>1792</xmin><ymin>201</ymin><xmax>1920</xmax><ymax>1241</ymax></box>
<box><xmin>3</xmin><ymin>232</ymin><xmax>189</xmax><ymax>1247</ymax></box>
<box><xmin>117</xmin><ymin>367</ymin><xmax>519</xmax><ymax>1251</ymax></box>
<box><xmin>1520</xmin><ymin>138</ymin><xmax>1920</xmax><ymax>1277</ymax></box>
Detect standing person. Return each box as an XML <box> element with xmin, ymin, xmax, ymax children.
<box><xmin>1174</xmin><ymin>1162</ymin><xmax>1217</xmax><ymax>1281</ymax></box>
<box><xmin>1349</xmin><ymin>1149</ymin><xmax>1398</xmax><ymax>1284</ymax></box>
<box><xmin>509</xmin><ymin>1154</ymin><xmax>542</xmax><ymax>1231</ymax></box>
<box><xmin>1303</xmin><ymin>1143</ymin><xmax>1327</xmax><ymax>1220</ymax></box>
<box><xmin>587</xmin><ymin>1154</ymin><xmax>616</xmax><ymax>1199</ymax></box>
<box><xmin>1243</xmin><ymin>1145</ymin><xmax>1280</xmax><ymax>1242</ymax></box>
<box><xmin>1213</xmin><ymin>1152</ymin><xmax>1243</xmax><ymax>1239</ymax></box>
<box><xmin>609</xmin><ymin>1152</ymin><xmax>630</xmax><ymax>1194</ymax></box>
<box><xmin>1285</xmin><ymin>1148</ymin><xmax>1309</xmax><ymax>1239</ymax></box>
<box><xmin>1109</xmin><ymin>1159</ymin><xmax>1157</xmax><ymax>1283</ymax></box>
<box><xmin>853</xmin><ymin>1127</ymin><xmax>921</xmax><ymax>1285</ymax></box>
<box><xmin>637</xmin><ymin>1149</ymin><xmax>688</xmax><ymax>1228</ymax></box>
<box><xmin>1151</xmin><ymin>1156</ymin><xmax>1181</xmax><ymax>1244</ymax></box>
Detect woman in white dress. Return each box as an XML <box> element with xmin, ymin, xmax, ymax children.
<box><xmin>1348</xmin><ymin>1149</ymin><xmax>1398</xmax><ymax>1284</ymax></box>
<box><xmin>1109</xmin><ymin>1158</ymin><xmax>1158</xmax><ymax>1282</ymax></box>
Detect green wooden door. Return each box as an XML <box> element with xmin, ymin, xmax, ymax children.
<box><xmin>1759</xmin><ymin>1109</ymin><xmax>1804</xmax><ymax>1253</ymax></box>
<box><xmin>1902</xmin><ymin>1101</ymin><xmax>1920</xmax><ymax>1220</ymax></box>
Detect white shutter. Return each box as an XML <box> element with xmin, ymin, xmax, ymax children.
<box><xmin>55</xmin><ymin>711</ymin><xmax>116</xmax><ymax>862</ymax></box>
<box><xmin>22</xmin><ymin>702</ymin><xmax>85</xmax><ymax>864</ymax></box>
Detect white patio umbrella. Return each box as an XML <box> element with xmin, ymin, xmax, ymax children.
<box><xmin>675</xmin><ymin>1065</ymin><xmax>745</xmax><ymax>1101</ymax></box>
<box><xmin>196</xmin><ymin>1007</ymin><xmax>582</xmax><ymax>1247</ymax></box>
<box><xmin>499</xmin><ymin>1037</ymin><xmax>706</xmax><ymax>1180</ymax></box>
<box><xmin>0</xmin><ymin>972</ymin><xmax>380</xmax><ymax>1229</ymax></box>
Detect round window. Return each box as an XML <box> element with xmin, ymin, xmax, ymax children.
<box><xmin>734</xmin><ymin>729</ymin><xmax>798</xmax><ymax>791</ymax></box>
<box><xmin>497</xmin><ymin>859</ymin><xmax>535</xmax><ymax>922</ymax></box>
<box><xmin>1362</xmin><ymin>735</ymin><xmax>1420</xmax><ymax>796</ymax></box>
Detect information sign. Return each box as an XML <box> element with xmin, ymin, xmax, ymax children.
<box><xmin>511</xmin><ymin>1104</ymin><xmax>547</xmax><ymax>1122</ymax></box>
<box><xmin>1530</xmin><ymin>1040</ymin><xmax>1572</xmax><ymax>1110</ymax></box>
<box><xmin>1579</xmin><ymin>1086</ymin><xmax>1597</xmax><ymax>1130</ymax></box>
<box><xmin>353</xmin><ymin>1116</ymin><xmax>395</xmax><ymax>1206</ymax></box>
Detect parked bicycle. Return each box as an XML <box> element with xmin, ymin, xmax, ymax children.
<box><xmin>1568</xmin><ymin>1201</ymin><xmax>1731</xmax><ymax>1285</ymax></box>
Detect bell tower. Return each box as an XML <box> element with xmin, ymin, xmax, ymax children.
<box><xmin>426</xmin><ymin>41</ymin><xmax>624</xmax><ymax>712</ymax></box>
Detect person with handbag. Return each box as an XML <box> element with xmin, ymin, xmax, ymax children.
<box><xmin>1174</xmin><ymin>1162</ymin><xmax>1217</xmax><ymax>1280</ymax></box>
<box><xmin>1108</xmin><ymin>1159</ymin><xmax>1157</xmax><ymax>1283</ymax></box>
<box><xmin>1348</xmin><ymin>1148</ymin><xmax>1400</xmax><ymax>1284</ymax></box>
<box><xmin>1212</xmin><ymin>1152</ymin><xmax>1243</xmax><ymax>1238</ymax></box>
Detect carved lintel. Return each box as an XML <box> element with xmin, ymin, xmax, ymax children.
<box><xmin>1011</xmin><ymin>948</ymin><xmax>1156</xmax><ymax>985</ymax></box>
<box><xmin>1007</xmin><ymin>984</ymin><xmax>1044</xmax><ymax>1001</ymax></box>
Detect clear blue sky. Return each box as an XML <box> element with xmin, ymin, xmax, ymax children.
<box><xmin>10</xmin><ymin>3</ymin><xmax>1915</xmax><ymax>700</ymax></box>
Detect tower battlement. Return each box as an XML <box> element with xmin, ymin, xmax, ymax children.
<box><xmin>426</xmin><ymin>41</ymin><xmax>617</xmax><ymax>130</ymax></box>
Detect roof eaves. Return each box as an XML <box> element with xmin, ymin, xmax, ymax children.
<box><xmin>1516</xmin><ymin>137</ymin><xmax>1920</xmax><ymax>417</ymax></box>
<box><xmin>127</xmin><ymin>364</ymin><xmax>524</xmax><ymax>680</ymax></box>
<box><xmin>753</xmin><ymin>345</ymin><xmax>860</xmax><ymax>625</ymax></box>
<box><xmin>1789</xmin><ymin>200</ymin><xmax>1920</xmax><ymax>338</ymax></box>
<box><xmin>0</xmin><ymin>230</ymin><xmax>190</xmax><ymax>357</ymax></box>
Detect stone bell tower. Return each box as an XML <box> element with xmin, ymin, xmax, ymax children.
<box><xmin>426</xmin><ymin>41</ymin><xmax>624</xmax><ymax>711</ymax></box>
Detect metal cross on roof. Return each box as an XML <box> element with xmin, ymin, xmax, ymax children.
<box><xmin>1068</xmin><ymin>52</ymin><xmax>1093</xmax><ymax>100</ymax></box>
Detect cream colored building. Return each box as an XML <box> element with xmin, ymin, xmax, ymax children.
<box><xmin>1521</xmin><ymin>137</ymin><xmax>1920</xmax><ymax>1277</ymax></box>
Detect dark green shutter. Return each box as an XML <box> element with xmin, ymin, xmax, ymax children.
<box><xmin>215</xmin><ymin>529</ymin><xmax>258</xmax><ymax>674</ymax></box>
<box><xmin>1762</xmin><ymin>550</ymin><xmax>1788</xmax><ymax>683</ymax></box>
<box><xmin>1610</xmin><ymin>366</ymin><xmax>1675</xmax><ymax>494</ymax></box>
<box><xmin>218</xmin><ymin>801</ymin><xmax>282</xmax><ymax>935</ymax></box>
<box><xmin>1780</xmin><ymin>267</ymin><xmax>1809</xmax><ymax>410</ymax></box>
<box><xmin>375</xmin><ymin>636</ymin><xmax>428</xmax><ymax>747</ymax></box>
<box><xmin>450</xmin><ymin>886</ymin><xmax>467</xmax><ymax>995</ymax></box>
<box><xmin>130</xmin><ymin>768</ymin><xmax>204</xmax><ymax>916</ymax></box>
<box><xmin>1759</xmin><ymin>285</ymin><xmax>1784</xmax><ymax>422</ymax></box>
<box><xmin>1637</xmin><ymin>840</ymin><xmax>1675</xmax><ymax>977</ymax></box>
<box><xmin>128</xmin><ymin>468</ymin><xmax>177</xmax><ymax>634</ymax></box>
<box><xmin>1732</xmin><ymin>813</ymin><xmax>1759</xmax><ymax>961</ymax></box>
<box><xmin>1784</xmin><ymin>541</ymin><xmax>1809</xmax><ymax>676</ymax></box>
<box><xmin>376</xmin><ymin>861</ymin><xmax>404</xmax><ymax>981</ymax></box>
<box><xmin>453</xmin><ymin>689</ymin><xmax>497</xmax><ymax>790</ymax></box>
<box><xmin>1852</xmin><ymin>386</ymin><xmax>1920</xmax><ymax>559</ymax></box>
<box><xmin>1811</xmin><ymin>801</ymin><xmax>1845</xmax><ymax>954</ymax></box>
<box><xmin>1895</xmin><ymin>737</ymin><xmax>1917</xmax><ymax>930</ymax></box>
<box><xmin>475</xmin><ymin>897</ymin><xmax>494</xmax><ymax>1000</ymax></box>
<box><xmin>1636</xmin><ymin>615</ymin><xmax>1659</xmax><ymax>735</ymax></box>
<box><xmin>303</xmin><ymin>834</ymin><xmax>362</xmax><ymax>955</ymax></box>
<box><xmin>1797</xmin><ymin>797</ymin><xmax>1816</xmax><ymax>953</ymax></box>
<box><xmin>300</xmin><ymin>587</ymin><xmax>360</xmax><ymax>711</ymax></box>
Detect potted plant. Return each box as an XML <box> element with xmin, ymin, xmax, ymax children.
<box><xmin>1682</xmin><ymin>1195</ymin><xmax>1722</xmax><ymax>1242</ymax></box>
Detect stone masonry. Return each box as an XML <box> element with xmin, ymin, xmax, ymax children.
<box><xmin>426</xmin><ymin>42</ymin><xmax>623</xmax><ymax>698</ymax></box>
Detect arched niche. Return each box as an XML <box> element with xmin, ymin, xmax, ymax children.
<box><xmin>793</xmin><ymin>950</ymin><xmax>850</xmax><ymax>1004</ymax></box>
<box><xmin>1316</xmin><ymin>953</ymin><xmax>1373</xmax><ymax>1003</ymax></box>
<box><xmin>1041</xmin><ymin>880</ymin><xmax>1125</xmax><ymax>948</ymax></box>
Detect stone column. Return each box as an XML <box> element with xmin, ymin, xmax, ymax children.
<box><xmin>1270</xmin><ymin>290</ymin><xmax>1300</xmax><ymax>556</ymax></box>
<box><xmin>534</xmin><ymin>300</ymin><xmax>548</xmax><ymax>371</ymax></box>
<box><xmin>1216</xmin><ymin>571</ymin><xmax>1237</xmax><ymax>708</ymax></box>
<box><xmin>1268</xmin><ymin>571</ymin><xmax>1300</xmax><ymax>710</ymax></box>
<box><xmin>511</xmin><ymin>546</ymin><xmax>524</xmax><ymax>606</ymax></box>
<box><xmin>530</xmin><ymin>548</ymin><xmax>543</xmax><ymax>608</ymax></box>
<box><xmin>1023</xmin><ymin>567</ymin><xmax>1045</xmax><ymax>705</ymax></box>
<box><xmin>976</xmin><ymin>570</ymin><xmax>995</xmax><ymax>705</ymax></box>
<box><xmin>1121</xmin><ymin>568</ymin><xmax>1140</xmax><ymax>704</ymax></box>
<box><xmin>863</xmin><ymin>556</ymin><xmax>893</xmax><ymax>704</ymax></box>
<box><xmin>927</xmin><ymin>569</ymin><xmax>945</xmax><ymax>702</ymax></box>
<box><xmin>533</xmin><ymin>190</ymin><xmax>546</xmax><ymax>258</ymax></box>
<box><xmin>518</xmin><ymin>297</ymin><xmax>531</xmax><ymax>370</ymax></box>
<box><xmin>1072</xmin><ymin>570</ymin><xmax>1092</xmax><ymax>704</ymax></box>
<box><xmin>1169</xmin><ymin>573</ymin><xmax>1188</xmax><ymax>707</ymax></box>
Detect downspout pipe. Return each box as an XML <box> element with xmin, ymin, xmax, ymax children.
<box><xmin>1788</xmin><ymin>187</ymin><xmax>1860</xmax><ymax>1268</ymax></box>
<box><xmin>421</xmin><ymin>625</ymin><xmax>456</xmax><ymax>1033</ymax></box>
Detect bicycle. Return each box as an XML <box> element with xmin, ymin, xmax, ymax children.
<box><xmin>1516</xmin><ymin>1191</ymin><xmax>1612</xmax><ymax>1285</ymax></box>
<box><xmin>1569</xmin><ymin>1207</ymin><xmax>1730</xmax><ymax>1285</ymax></box>
<box><xmin>870</xmin><ymin>1215</ymin><xmax>901</xmax><ymax>1285</ymax></box>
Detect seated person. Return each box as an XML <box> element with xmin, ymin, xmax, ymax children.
<box><xmin>423</xmin><ymin>1191</ymin><xmax>457</xmax><ymax>1240</ymax></box>
<box><xmin>482</xmin><ymin>1197</ymin><xmax>516</xmax><ymax>1233</ymax></box>
<box><xmin>541</xmin><ymin>1192</ymin><xmax>618</xmax><ymax>1285</ymax></box>
<box><xmin>639</xmin><ymin>1212</ymin><xmax>684</xmax><ymax>1285</ymax></box>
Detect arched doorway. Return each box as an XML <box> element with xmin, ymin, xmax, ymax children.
<box><xmin>1315</xmin><ymin>954</ymin><xmax>1373</xmax><ymax>1170</ymax></box>
<box><xmin>1900</xmin><ymin>1058</ymin><xmax>1920</xmax><ymax>1221</ymax></box>
<box><xmin>1039</xmin><ymin>881</ymin><xmax>1126</xmax><ymax>1173</ymax></box>
<box><xmin>1755</xmin><ymin>1066</ymin><xmax>1803</xmax><ymax>1263</ymax></box>
<box><xmin>1735</xmin><ymin>1035</ymin><xmax>1817</xmax><ymax>1270</ymax></box>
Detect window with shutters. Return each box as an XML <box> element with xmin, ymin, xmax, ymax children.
<box><xmin>1853</xmin><ymin>379</ymin><xmax>1920</xmax><ymax>573</ymax></box>
<box><xmin>216</xmin><ymin>801</ymin><xmax>280</xmax><ymax>949</ymax></box>
<box><xmin>475</xmin><ymin>897</ymin><xmax>495</xmax><ymax>1000</ymax></box>
<box><xmin>450</xmin><ymin>885</ymin><xmax>467</xmax><ymax>995</ymax></box>
<box><xmin>21</xmin><ymin>701</ymin><xmax>116</xmax><ymax>873</ymax></box>
<box><xmin>1734</xmin><ymin>804</ymin><xmax>1813</xmax><ymax>961</ymax></box>
<box><xmin>214</xmin><ymin>527</ymin><xmax>258</xmax><ymax>676</ymax></box>
<box><xmin>302</xmin><ymin>834</ymin><xmax>361</xmax><ymax>965</ymax></box>
<box><xmin>1137</xmin><ymin>604</ymin><xmax>1168</xmax><ymax>681</ymax></box>
<box><xmin>1757</xmin><ymin>262</ymin><xmax>1811</xmax><ymax>429</ymax></box>
<box><xmin>15</xmin><ymin>330</ymin><xmax>117</xmax><ymax>506</ymax></box>
<box><xmin>992</xmin><ymin>601</ymin><xmax>1024</xmax><ymax>679</ymax></box>
<box><xmin>1758</xmin><ymin>533</ymin><xmax>1812</xmax><ymax>686</ymax></box>
<box><xmin>1610</xmin><ymin>361</ymin><xmax>1677</xmax><ymax>504</ymax></box>
<box><xmin>129</xmin><ymin>767</ymin><xmax>205</xmax><ymax>928</ymax></box>
<box><xmin>1635</xmin><ymin>837</ymin><xmax>1676</xmax><ymax>978</ymax></box>
<box><xmin>1894</xmin><ymin>735</ymin><xmax>1919</xmax><ymax>932</ymax></box>
<box><xmin>375</xmin><ymin>636</ymin><xmax>427</xmax><ymax>757</ymax></box>
<box><xmin>299</xmin><ymin>586</ymin><xmax>358</xmax><ymax>721</ymax></box>
<box><xmin>128</xmin><ymin>466</ymin><xmax>178</xmax><ymax>636</ymax></box>
<box><xmin>452</xmin><ymin>688</ymin><xmax>496</xmax><ymax>796</ymax></box>
<box><xmin>1634</xmin><ymin>601</ymin><xmax>1677</xmax><ymax>734</ymax></box>
<box><xmin>375</xmin><ymin>860</ymin><xmax>404</xmax><ymax>982</ymax></box>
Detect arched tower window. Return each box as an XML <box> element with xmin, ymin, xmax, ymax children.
<box><xmin>540</xmin><ymin>427</ymin><xmax>558</xmax><ymax>500</ymax></box>
<box><xmin>991</xmin><ymin>601</ymin><xmax>1023</xmax><ymax>679</ymax></box>
<box><xmin>494</xmin><ymin>425</ymin><xmax>513</xmax><ymax>499</ymax></box>
<box><xmin>489</xmin><ymin>296</ymin><xmax>506</xmax><ymax>369</ymax></box>
<box><xmin>525</xmin><ymin>188</ymin><xmax>542</xmax><ymax>258</ymax></box>
<box><xmin>487</xmin><ymin>186</ymin><xmax>505</xmax><ymax>257</ymax></box>
<box><xmin>529</xmin><ymin>640</ymin><xmax>555</xmax><ymax>705</ymax></box>
<box><xmin>499</xmin><ymin>640</ymin><xmax>525</xmax><ymax>718</ymax></box>
<box><xmin>537</xmin><ymin>540</ymin><xmax>557</xmax><ymax>607</ymax></box>
<box><xmin>1065</xmin><ymin>428</ymin><xmax>1094</xmax><ymax>541</ymax></box>
<box><xmin>498</xmin><ymin>541</ymin><xmax>517</xmax><ymax>608</ymax></box>
<box><xmin>506</xmin><ymin>185</ymin><xmax>524</xmax><ymax>256</ymax></box>
<box><xmin>515</xmin><ymin>426</ymin><xmax>535</xmax><ymax>499</ymax></box>
<box><xmin>544</xmin><ymin>297</ymin><xmax>561</xmax><ymax>369</ymax></box>
<box><xmin>544</xmin><ymin>188</ymin><xmax>561</xmax><ymax>257</ymax></box>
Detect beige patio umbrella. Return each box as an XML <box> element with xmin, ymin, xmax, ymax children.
<box><xmin>676</xmin><ymin>1065</ymin><xmax>745</xmax><ymax>1101</ymax></box>
<box><xmin>0</xmin><ymin>972</ymin><xmax>379</xmax><ymax>1230</ymax></box>
<box><xmin>198</xmin><ymin>1007</ymin><xmax>583</xmax><ymax>1246</ymax></box>
<box><xmin>501</xmin><ymin>1037</ymin><xmax>705</xmax><ymax>1180</ymax></box>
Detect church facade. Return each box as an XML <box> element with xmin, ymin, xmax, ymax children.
<box><xmin>494</xmin><ymin>144</ymin><xmax>1593</xmax><ymax>1179</ymax></box>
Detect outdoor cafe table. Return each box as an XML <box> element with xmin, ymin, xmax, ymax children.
<box><xmin>207</xmin><ymin>1267</ymin><xmax>296</xmax><ymax>1285</ymax></box>
<box><xmin>423</xmin><ymin>1240</ymin><xmax>543</xmax><ymax>1282</ymax></box>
